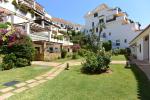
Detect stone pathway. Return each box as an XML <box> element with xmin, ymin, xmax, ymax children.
<box><xmin>0</xmin><ymin>62</ymin><xmax>68</xmax><ymax>100</ymax></box>
<box><xmin>111</xmin><ymin>61</ymin><xmax>127</xmax><ymax>64</ymax></box>
<box><xmin>131</xmin><ymin>59</ymin><xmax>150</xmax><ymax>80</ymax></box>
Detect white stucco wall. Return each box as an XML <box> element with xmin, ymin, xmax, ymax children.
<box><xmin>84</xmin><ymin>5</ymin><xmax>140</xmax><ymax>49</ymax></box>
<box><xmin>136</xmin><ymin>38</ymin><xmax>144</xmax><ymax>61</ymax></box>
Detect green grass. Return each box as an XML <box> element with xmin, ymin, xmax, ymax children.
<box><xmin>0</xmin><ymin>65</ymin><xmax>52</xmax><ymax>89</ymax></box>
<box><xmin>111</xmin><ymin>55</ymin><xmax>127</xmax><ymax>61</ymax></box>
<box><xmin>54</xmin><ymin>57</ymin><xmax>84</xmax><ymax>63</ymax></box>
<box><xmin>9</xmin><ymin>64</ymin><xmax>150</xmax><ymax>100</ymax></box>
<box><xmin>54</xmin><ymin>57</ymin><xmax>72</xmax><ymax>63</ymax></box>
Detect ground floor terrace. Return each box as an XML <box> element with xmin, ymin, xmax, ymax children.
<box><xmin>33</xmin><ymin>41</ymin><xmax>72</xmax><ymax>61</ymax></box>
<box><xmin>0</xmin><ymin>55</ymin><xmax>150</xmax><ymax>100</ymax></box>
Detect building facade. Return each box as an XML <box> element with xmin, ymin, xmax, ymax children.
<box><xmin>0</xmin><ymin>0</ymin><xmax>74</xmax><ymax>61</ymax></box>
<box><xmin>84</xmin><ymin>4</ymin><xmax>141</xmax><ymax>49</ymax></box>
<box><xmin>130</xmin><ymin>25</ymin><xmax>150</xmax><ymax>63</ymax></box>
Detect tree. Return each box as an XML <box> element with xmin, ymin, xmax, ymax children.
<box><xmin>102</xmin><ymin>40</ymin><xmax>112</xmax><ymax>51</ymax></box>
<box><xmin>97</xmin><ymin>22</ymin><xmax>106</xmax><ymax>49</ymax></box>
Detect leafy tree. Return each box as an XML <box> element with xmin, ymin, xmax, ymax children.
<box><xmin>102</xmin><ymin>40</ymin><xmax>112</xmax><ymax>51</ymax></box>
<box><xmin>97</xmin><ymin>22</ymin><xmax>106</xmax><ymax>49</ymax></box>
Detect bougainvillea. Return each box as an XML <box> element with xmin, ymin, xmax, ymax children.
<box><xmin>0</xmin><ymin>23</ymin><xmax>26</xmax><ymax>46</ymax></box>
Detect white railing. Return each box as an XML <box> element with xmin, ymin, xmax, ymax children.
<box><xmin>29</xmin><ymin>34</ymin><xmax>49</xmax><ymax>41</ymax></box>
<box><xmin>29</xmin><ymin>34</ymin><xmax>73</xmax><ymax>45</ymax></box>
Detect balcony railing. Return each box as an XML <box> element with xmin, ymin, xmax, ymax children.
<box><xmin>18</xmin><ymin>0</ymin><xmax>34</xmax><ymax>9</ymax></box>
<box><xmin>35</xmin><ymin>2</ymin><xmax>44</xmax><ymax>14</ymax></box>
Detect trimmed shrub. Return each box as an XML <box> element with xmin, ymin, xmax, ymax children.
<box><xmin>78</xmin><ymin>49</ymin><xmax>87</xmax><ymax>57</ymax></box>
<box><xmin>102</xmin><ymin>41</ymin><xmax>112</xmax><ymax>51</ymax></box>
<box><xmin>61</xmin><ymin>49</ymin><xmax>67</xmax><ymax>58</ymax></box>
<box><xmin>15</xmin><ymin>58</ymin><xmax>28</xmax><ymax>67</ymax></box>
<box><xmin>72</xmin><ymin>53</ymin><xmax>79</xmax><ymax>59</ymax></box>
<box><xmin>2</xmin><ymin>53</ymin><xmax>16</xmax><ymax>70</ymax></box>
<box><xmin>112</xmin><ymin>49</ymin><xmax>120</xmax><ymax>55</ymax></box>
<box><xmin>81</xmin><ymin>50</ymin><xmax>111</xmax><ymax>74</ymax></box>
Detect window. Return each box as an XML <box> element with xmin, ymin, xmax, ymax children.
<box><xmin>94</xmin><ymin>13</ymin><xmax>98</xmax><ymax>17</ymax></box>
<box><xmin>106</xmin><ymin>15</ymin><xmax>116</xmax><ymax>23</ymax></box>
<box><xmin>61</xmin><ymin>24</ymin><xmax>64</xmax><ymax>27</ymax></box>
<box><xmin>116</xmin><ymin>40</ymin><xmax>120</xmax><ymax>46</ymax></box>
<box><xmin>92</xmin><ymin>22</ymin><xmax>94</xmax><ymax>27</ymax></box>
<box><xmin>124</xmin><ymin>39</ymin><xmax>127</xmax><ymax>43</ymax></box>
<box><xmin>96</xmin><ymin>28</ymin><xmax>98</xmax><ymax>32</ymax></box>
<box><xmin>49</xmin><ymin>47</ymin><xmax>53</xmax><ymax>53</ymax></box>
<box><xmin>103</xmin><ymin>33</ymin><xmax>106</xmax><ymax>38</ymax></box>
<box><xmin>99</xmin><ymin>19</ymin><xmax>104</xmax><ymax>23</ymax></box>
<box><xmin>139</xmin><ymin>44</ymin><xmax>141</xmax><ymax>53</ymax></box>
<box><xmin>109</xmin><ymin>32</ymin><xmax>111</xmax><ymax>36</ymax></box>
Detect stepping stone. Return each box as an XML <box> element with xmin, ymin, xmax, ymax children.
<box><xmin>35</xmin><ymin>76</ymin><xmax>44</xmax><ymax>80</ymax></box>
<box><xmin>0</xmin><ymin>87</ymin><xmax>14</xmax><ymax>93</ymax></box>
<box><xmin>13</xmin><ymin>87</ymin><xmax>28</xmax><ymax>93</ymax></box>
<box><xmin>0</xmin><ymin>92</ymin><xmax>14</xmax><ymax>100</ymax></box>
<box><xmin>26</xmin><ymin>79</ymin><xmax>36</xmax><ymax>84</ymax></box>
<box><xmin>38</xmin><ymin>79</ymin><xmax>47</xmax><ymax>84</ymax></box>
<box><xmin>41</xmin><ymin>74</ymin><xmax>49</xmax><ymax>77</ymax></box>
<box><xmin>46</xmin><ymin>77</ymin><xmax>55</xmax><ymax>80</ymax></box>
<box><xmin>28</xmin><ymin>82</ymin><xmax>39</xmax><ymax>88</ymax></box>
<box><xmin>15</xmin><ymin>82</ymin><xmax>26</xmax><ymax>88</ymax></box>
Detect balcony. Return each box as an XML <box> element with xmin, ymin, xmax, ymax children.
<box><xmin>35</xmin><ymin>2</ymin><xmax>44</xmax><ymax>15</ymax></box>
<box><xmin>29</xmin><ymin>34</ymin><xmax>49</xmax><ymax>41</ymax></box>
<box><xmin>18</xmin><ymin>0</ymin><xmax>34</xmax><ymax>9</ymax></box>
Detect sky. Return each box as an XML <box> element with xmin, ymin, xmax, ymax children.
<box><xmin>36</xmin><ymin>0</ymin><xmax>150</xmax><ymax>28</ymax></box>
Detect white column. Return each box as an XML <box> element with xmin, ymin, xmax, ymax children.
<box><xmin>25</xmin><ymin>23</ymin><xmax>30</xmax><ymax>35</ymax></box>
<box><xmin>10</xmin><ymin>15</ymin><xmax>14</xmax><ymax>24</ymax></box>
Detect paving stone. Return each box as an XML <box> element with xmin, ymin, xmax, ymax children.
<box><xmin>13</xmin><ymin>87</ymin><xmax>28</xmax><ymax>93</ymax></box>
<box><xmin>0</xmin><ymin>92</ymin><xmax>14</xmax><ymax>100</ymax></box>
<box><xmin>38</xmin><ymin>79</ymin><xmax>47</xmax><ymax>84</ymax></box>
<box><xmin>0</xmin><ymin>87</ymin><xmax>14</xmax><ymax>93</ymax></box>
<box><xmin>15</xmin><ymin>82</ymin><xmax>26</xmax><ymax>88</ymax></box>
<box><xmin>46</xmin><ymin>77</ymin><xmax>55</xmax><ymax>80</ymax></box>
<box><xmin>28</xmin><ymin>82</ymin><xmax>39</xmax><ymax>88</ymax></box>
<box><xmin>26</xmin><ymin>79</ymin><xmax>36</xmax><ymax>84</ymax></box>
<box><xmin>35</xmin><ymin>76</ymin><xmax>44</xmax><ymax>80</ymax></box>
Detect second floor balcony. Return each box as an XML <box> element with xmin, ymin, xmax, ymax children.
<box><xmin>18</xmin><ymin>0</ymin><xmax>34</xmax><ymax>9</ymax></box>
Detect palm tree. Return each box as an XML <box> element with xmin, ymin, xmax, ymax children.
<box><xmin>97</xmin><ymin>22</ymin><xmax>106</xmax><ymax>49</ymax></box>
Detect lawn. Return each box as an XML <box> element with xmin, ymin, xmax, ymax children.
<box><xmin>0</xmin><ymin>65</ymin><xmax>52</xmax><ymax>89</ymax></box>
<box><xmin>9</xmin><ymin>64</ymin><xmax>150</xmax><ymax>100</ymax></box>
<box><xmin>111</xmin><ymin>55</ymin><xmax>127</xmax><ymax>61</ymax></box>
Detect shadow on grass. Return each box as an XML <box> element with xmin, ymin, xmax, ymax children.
<box><xmin>125</xmin><ymin>63</ymin><xmax>150</xmax><ymax>100</ymax></box>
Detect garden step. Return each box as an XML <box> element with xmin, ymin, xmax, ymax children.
<box><xmin>0</xmin><ymin>92</ymin><xmax>14</xmax><ymax>100</ymax></box>
<box><xmin>46</xmin><ymin>76</ymin><xmax>55</xmax><ymax>80</ymax></box>
<box><xmin>35</xmin><ymin>76</ymin><xmax>44</xmax><ymax>80</ymax></box>
<box><xmin>26</xmin><ymin>79</ymin><xmax>36</xmax><ymax>84</ymax></box>
<box><xmin>15</xmin><ymin>83</ymin><xmax>27</xmax><ymax>88</ymax></box>
<box><xmin>13</xmin><ymin>87</ymin><xmax>28</xmax><ymax>93</ymax></box>
<box><xmin>0</xmin><ymin>87</ymin><xmax>15</xmax><ymax>93</ymax></box>
<box><xmin>28</xmin><ymin>82</ymin><xmax>39</xmax><ymax>88</ymax></box>
<box><xmin>37</xmin><ymin>79</ymin><xmax>48</xmax><ymax>84</ymax></box>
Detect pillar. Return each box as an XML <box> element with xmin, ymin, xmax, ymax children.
<box><xmin>25</xmin><ymin>23</ymin><xmax>30</xmax><ymax>35</ymax></box>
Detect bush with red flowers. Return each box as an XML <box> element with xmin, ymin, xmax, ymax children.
<box><xmin>0</xmin><ymin>23</ymin><xmax>35</xmax><ymax>70</ymax></box>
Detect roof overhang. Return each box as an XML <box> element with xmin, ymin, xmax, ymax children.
<box><xmin>129</xmin><ymin>24</ymin><xmax>150</xmax><ymax>45</ymax></box>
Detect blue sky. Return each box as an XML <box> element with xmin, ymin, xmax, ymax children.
<box><xmin>37</xmin><ymin>0</ymin><xmax>150</xmax><ymax>28</ymax></box>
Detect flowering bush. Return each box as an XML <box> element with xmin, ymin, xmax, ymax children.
<box><xmin>0</xmin><ymin>23</ymin><xmax>35</xmax><ymax>70</ymax></box>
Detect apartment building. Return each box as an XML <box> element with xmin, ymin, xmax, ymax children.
<box><xmin>84</xmin><ymin>4</ymin><xmax>141</xmax><ymax>49</ymax></box>
<box><xmin>52</xmin><ymin>17</ymin><xmax>82</xmax><ymax>32</ymax></box>
<box><xmin>0</xmin><ymin>0</ymin><xmax>73</xmax><ymax>61</ymax></box>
